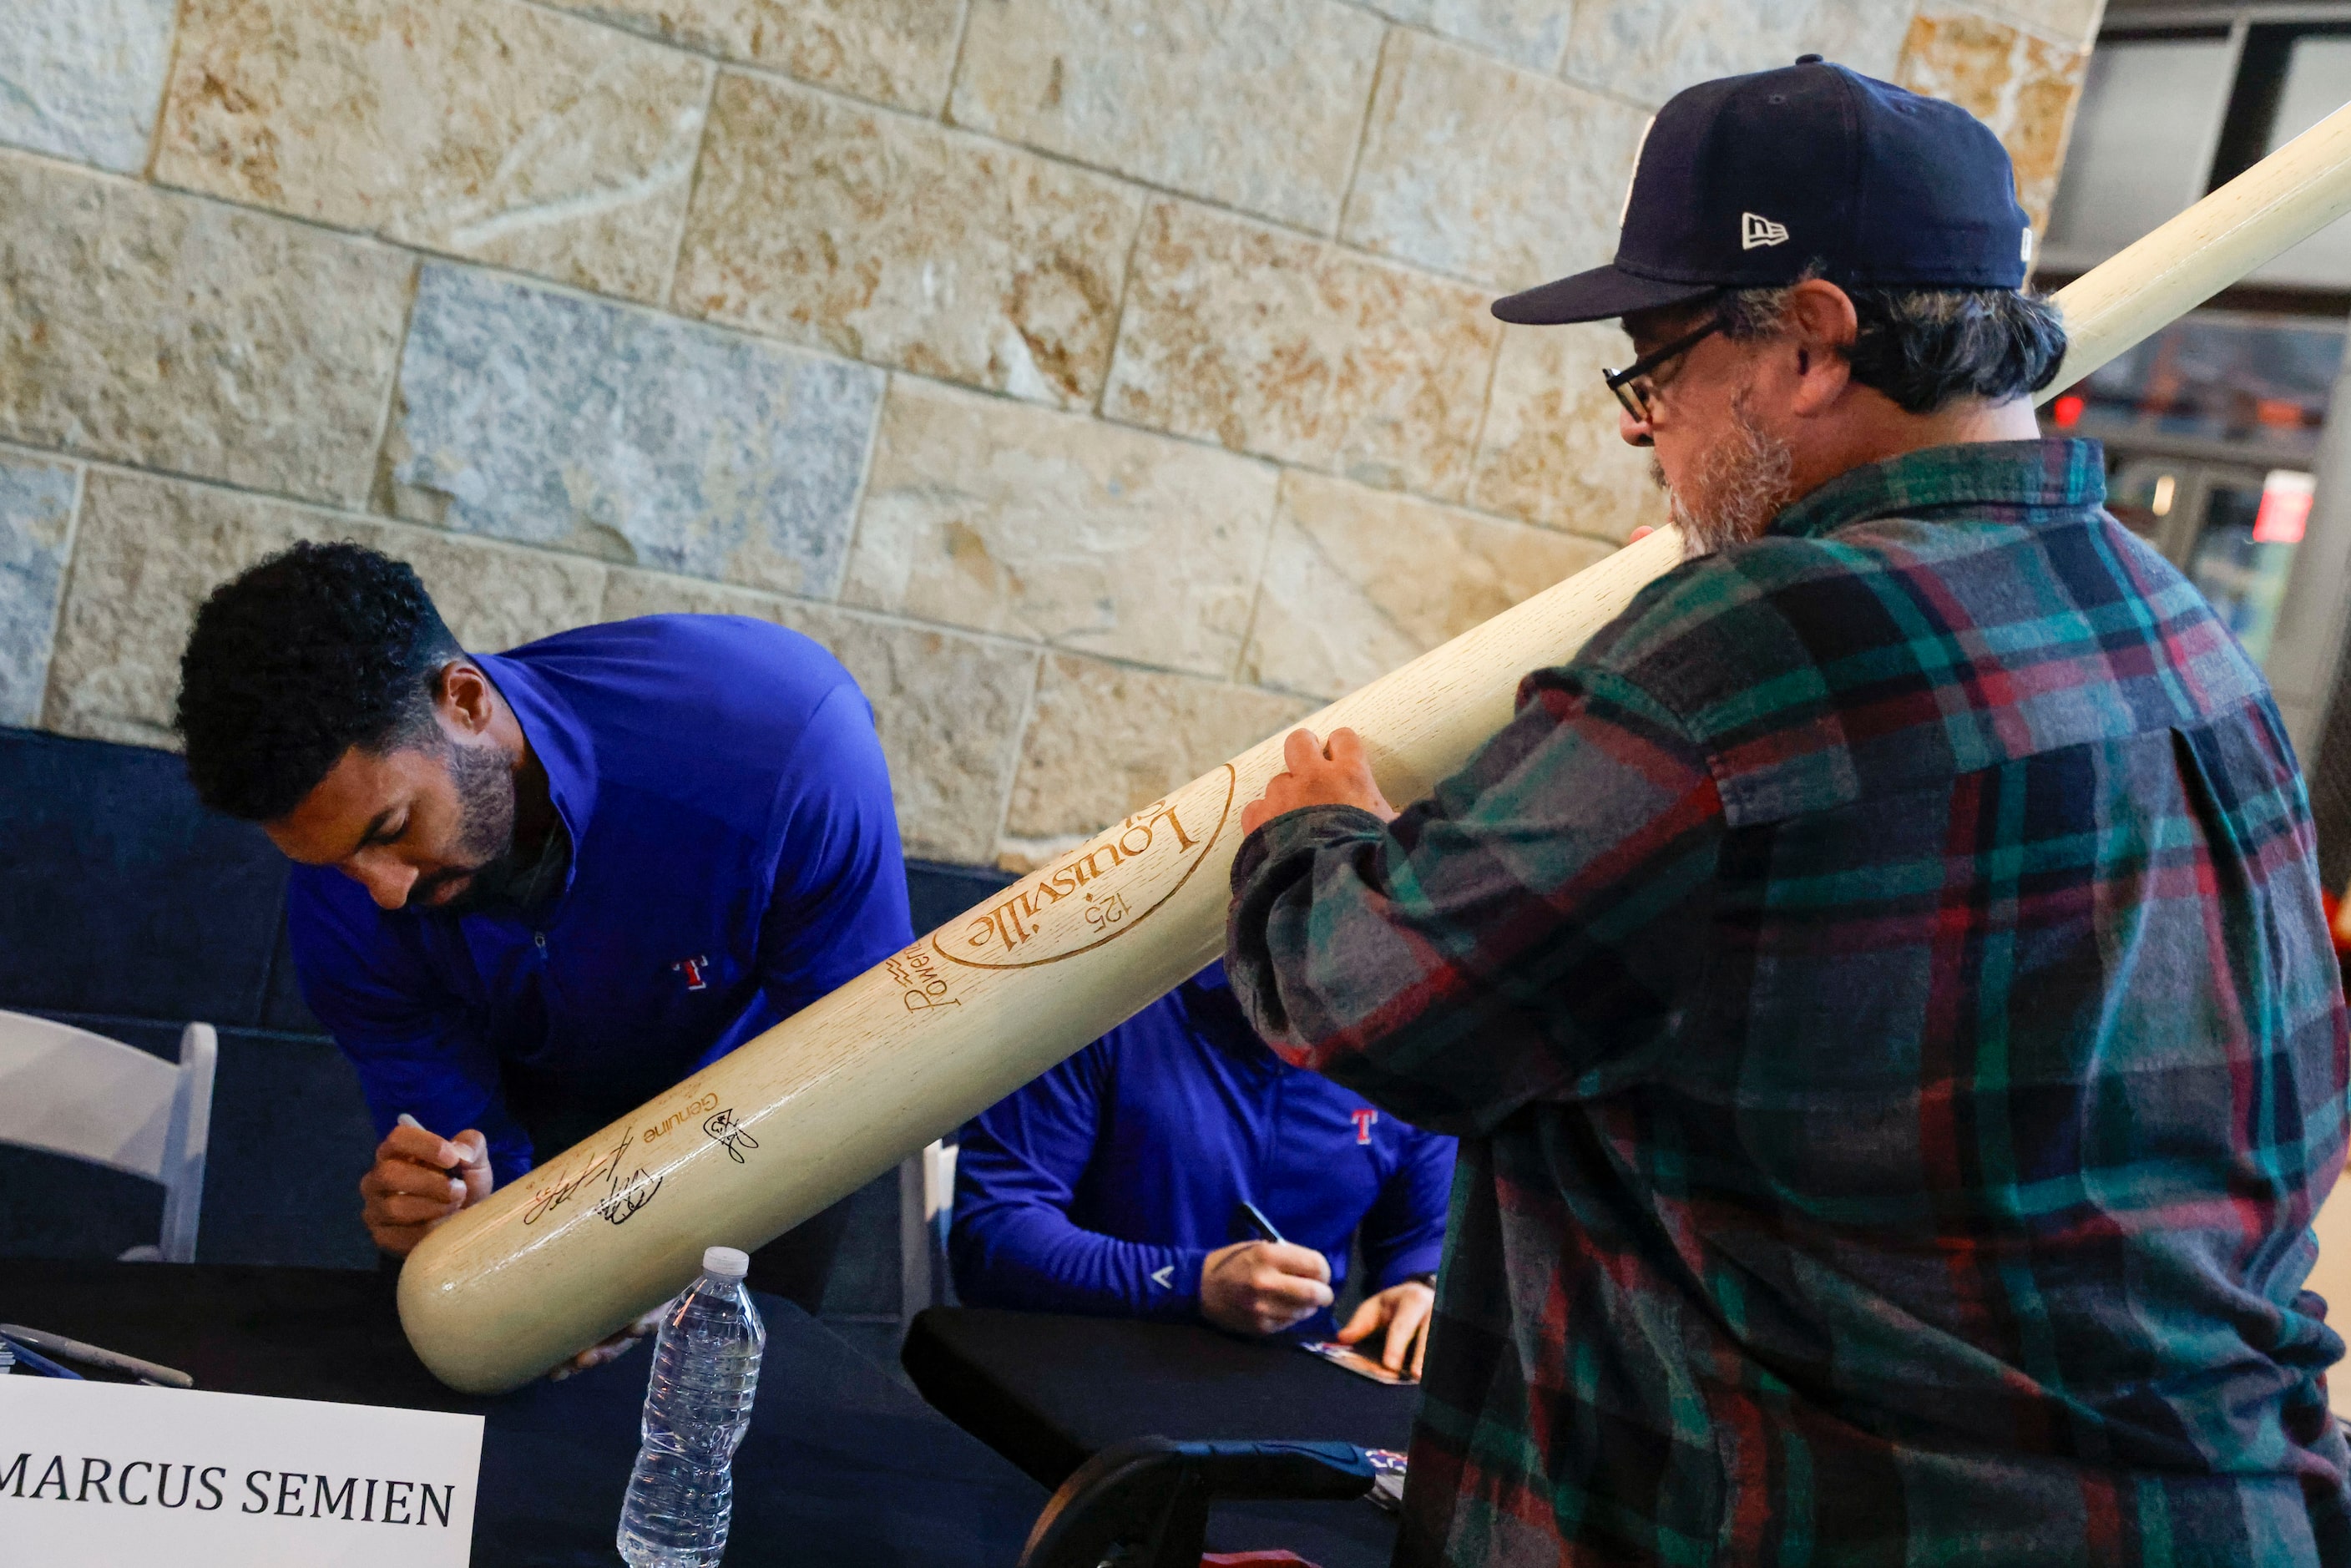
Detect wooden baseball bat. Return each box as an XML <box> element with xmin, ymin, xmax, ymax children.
<box><xmin>400</xmin><ymin>101</ymin><xmax>2351</xmax><ymax>1394</ymax></box>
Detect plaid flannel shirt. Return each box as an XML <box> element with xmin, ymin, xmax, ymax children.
<box><xmin>1226</xmin><ymin>440</ymin><xmax>2351</xmax><ymax>1565</ymax></box>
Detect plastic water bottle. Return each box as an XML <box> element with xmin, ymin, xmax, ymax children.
<box><xmin>616</xmin><ymin>1246</ymin><xmax>766</xmax><ymax>1566</ymax></box>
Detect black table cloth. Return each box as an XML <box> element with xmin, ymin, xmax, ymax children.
<box><xmin>0</xmin><ymin>1259</ymin><xmax>1043</xmax><ymax>1565</ymax></box>
<box><xmin>903</xmin><ymin>1307</ymin><xmax>1415</xmax><ymax>1566</ymax></box>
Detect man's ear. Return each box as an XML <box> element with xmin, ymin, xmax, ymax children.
<box><xmin>436</xmin><ymin>660</ymin><xmax>496</xmax><ymax>737</ymax></box>
<box><xmin>1778</xmin><ymin>279</ymin><xmax>1858</xmax><ymax>416</ymax></box>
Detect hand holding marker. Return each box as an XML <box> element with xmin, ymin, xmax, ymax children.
<box><xmin>382</xmin><ymin>1115</ymin><xmax>660</xmax><ymax>1379</ymax></box>
<box><xmin>358</xmin><ymin>1114</ymin><xmax>493</xmax><ymax>1256</ymax></box>
<box><xmin>1196</xmin><ymin>1200</ymin><xmax>1335</xmax><ymax>1338</ymax></box>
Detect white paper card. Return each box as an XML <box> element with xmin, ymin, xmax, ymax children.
<box><xmin>0</xmin><ymin>1373</ymin><xmax>483</xmax><ymax>1566</ymax></box>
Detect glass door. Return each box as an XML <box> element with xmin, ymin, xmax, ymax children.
<box><xmin>2106</xmin><ymin>457</ymin><xmax>2317</xmax><ymax>667</ymax></box>
<box><xmin>2182</xmin><ymin>465</ymin><xmax>2317</xmax><ymax>665</ymax></box>
<box><xmin>2109</xmin><ymin>455</ymin><xmax>2202</xmax><ymax>560</ymax></box>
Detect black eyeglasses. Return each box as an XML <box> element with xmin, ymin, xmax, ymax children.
<box><xmin>1603</xmin><ymin>316</ymin><xmax>1725</xmax><ymax>435</ymax></box>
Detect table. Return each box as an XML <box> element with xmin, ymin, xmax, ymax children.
<box><xmin>903</xmin><ymin>1308</ymin><xmax>1415</xmax><ymax>1566</ymax></box>
<box><xmin>0</xmin><ymin>1259</ymin><xmax>1044</xmax><ymax>1565</ymax></box>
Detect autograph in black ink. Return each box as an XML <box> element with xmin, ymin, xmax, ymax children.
<box><xmin>598</xmin><ymin>1155</ymin><xmax>662</xmax><ymax>1225</ymax></box>
<box><xmin>703</xmin><ymin>1107</ymin><xmax>760</xmax><ymax>1166</ymax></box>
<box><xmin>521</xmin><ymin>1130</ymin><xmax>663</xmax><ymax>1227</ymax></box>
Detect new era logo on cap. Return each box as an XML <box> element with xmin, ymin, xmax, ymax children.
<box><xmin>1742</xmin><ymin>211</ymin><xmax>1789</xmax><ymax>250</ymax></box>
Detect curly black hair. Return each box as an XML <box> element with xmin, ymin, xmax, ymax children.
<box><xmin>176</xmin><ymin>541</ymin><xmax>463</xmax><ymax>821</ymax></box>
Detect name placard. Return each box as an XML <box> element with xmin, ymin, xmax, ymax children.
<box><xmin>0</xmin><ymin>1374</ymin><xmax>483</xmax><ymax>1565</ymax></box>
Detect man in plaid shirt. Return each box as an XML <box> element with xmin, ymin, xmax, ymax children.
<box><xmin>1225</xmin><ymin>59</ymin><xmax>2351</xmax><ymax>1565</ymax></box>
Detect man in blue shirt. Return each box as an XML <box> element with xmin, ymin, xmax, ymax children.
<box><xmin>175</xmin><ymin>543</ymin><xmax>909</xmax><ymax>1343</ymax></box>
<box><xmin>953</xmin><ymin>960</ymin><xmax>1456</xmax><ymax>1375</ymax></box>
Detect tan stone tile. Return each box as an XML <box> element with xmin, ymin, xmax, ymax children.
<box><xmin>1243</xmin><ymin>471</ymin><xmax>1613</xmax><ymax>701</ymax></box>
<box><xmin>0</xmin><ymin>153</ymin><xmax>412</xmax><ymax>507</ymax></box>
<box><xmin>1004</xmin><ymin>655</ymin><xmax>1312</xmax><ymax>846</ymax></box>
<box><xmin>41</xmin><ymin>463</ymin><xmax>275</xmax><ymax>747</ymax></box>
<box><xmin>1341</xmin><ymin>29</ymin><xmax>1651</xmax><ymax>292</ymax></box>
<box><xmin>548</xmin><ymin>0</ymin><xmax>964</xmax><ymax>112</ymax></box>
<box><xmin>45</xmin><ymin>471</ymin><xmax>604</xmax><ymax>745</ymax></box>
<box><xmin>1561</xmin><ymin>0</ymin><xmax>1916</xmax><ymax>108</ymax></box>
<box><xmin>1103</xmin><ymin>201</ymin><xmax>1499</xmax><ymax>499</ymax></box>
<box><xmin>675</xmin><ymin>72</ymin><xmax>1141</xmax><ymax>409</ymax></box>
<box><xmin>379</xmin><ymin>526</ymin><xmax>609</xmax><ymax>656</ymax></box>
<box><xmin>843</xmin><ymin>377</ymin><xmax>1280</xmax><ymax>678</ymax></box>
<box><xmin>1977</xmin><ymin>0</ymin><xmax>2105</xmax><ymax>49</ymax></box>
<box><xmin>949</xmin><ymin>0</ymin><xmax>1383</xmax><ymax>233</ymax></box>
<box><xmin>1470</xmin><ymin>321</ymin><xmax>1669</xmax><ymax>543</ymax></box>
<box><xmin>1898</xmin><ymin>11</ymin><xmax>2090</xmax><ymax>231</ymax></box>
<box><xmin>600</xmin><ymin>569</ymin><xmax>740</xmax><ymax>623</ymax></box>
<box><xmin>1354</xmin><ymin>0</ymin><xmax>1569</xmax><ymax>73</ymax></box>
<box><xmin>602</xmin><ymin>570</ymin><xmax>1039</xmax><ymax>863</ymax></box>
<box><xmin>154</xmin><ymin>0</ymin><xmax>710</xmax><ymax>304</ymax></box>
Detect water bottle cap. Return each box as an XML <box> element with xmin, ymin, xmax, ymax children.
<box><xmin>702</xmin><ymin>1246</ymin><xmax>750</xmax><ymax>1279</ymax></box>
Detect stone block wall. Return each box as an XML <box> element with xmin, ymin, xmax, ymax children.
<box><xmin>0</xmin><ymin>0</ymin><xmax>2104</xmax><ymax>871</ymax></box>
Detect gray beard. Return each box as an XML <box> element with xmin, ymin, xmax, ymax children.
<box><xmin>1648</xmin><ymin>391</ymin><xmax>1795</xmax><ymax>559</ymax></box>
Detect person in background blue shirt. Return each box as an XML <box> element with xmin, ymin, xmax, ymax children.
<box><xmin>175</xmin><ymin>543</ymin><xmax>910</xmax><ymax>1370</ymax></box>
<box><xmin>953</xmin><ymin>960</ymin><xmax>1456</xmax><ymax>1375</ymax></box>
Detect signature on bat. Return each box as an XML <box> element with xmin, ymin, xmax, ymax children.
<box><xmin>522</xmin><ymin>1130</ymin><xmax>664</xmax><ymax>1227</ymax></box>
<box><xmin>704</xmin><ymin>1107</ymin><xmax>760</xmax><ymax>1166</ymax></box>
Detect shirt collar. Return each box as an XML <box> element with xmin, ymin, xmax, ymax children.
<box><xmin>1766</xmin><ymin>438</ymin><xmax>2106</xmax><ymax>541</ymax></box>
<box><xmin>474</xmin><ymin>651</ymin><xmax>597</xmax><ymax>898</ymax></box>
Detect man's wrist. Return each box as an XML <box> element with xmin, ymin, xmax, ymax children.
<box><xmin>1153</xmin><ymin>1248</ymin><xmax>1211</xmax><ymax>1321</ymax></box>
<box><xmin>1244</xmin><ymin>801</ymin><xmax>1393</xmax><ymax>855</ymax></box>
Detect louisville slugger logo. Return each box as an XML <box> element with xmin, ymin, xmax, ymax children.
<box><xmin>937</xmin><ymin>769</ymin><xmax>1235</xmax><ymax>971</ymax></box>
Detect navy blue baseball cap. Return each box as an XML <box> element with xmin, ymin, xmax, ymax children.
<box><xmin>1494</xmin><ymin>57</ymin><xmax>2034</xmax><ymax>325</ymax></box>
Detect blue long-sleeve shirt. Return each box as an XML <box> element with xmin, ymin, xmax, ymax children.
<box><xmin>287</xmin><ymin>615</ymin><xmax>912</xmax><ymax>1186</ymax></box>
<box><xmin>951</xmin><ymin>961</ymin><xmax>1455</xmax><ymax>1336</ymax></box>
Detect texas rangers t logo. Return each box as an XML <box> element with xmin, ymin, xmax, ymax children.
<box><xmin>1352</xmin><ymin>1108</ymin><xmax>1378</xmax><ymax>1145</ymax></box>
<box><xmin>671</xmin><ymin>955</ymin><xmax>710</xmax><ymax>991</ymax></box>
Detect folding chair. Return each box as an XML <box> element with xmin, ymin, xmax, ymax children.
<box><xmin>0</xmin><ymin>1010</ymin><xmax>216</xmax><ymax>1262</ymax></box>
<box><xmin>900</xmin><ymin>1138</ymin><xmax>959</xmax><ymax>1313</ymax></box>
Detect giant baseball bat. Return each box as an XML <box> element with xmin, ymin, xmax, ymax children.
<box><xmin>401</xmin><ymin>101</ymin><xmax>2351</xmax><ymax>1393</ymax></box>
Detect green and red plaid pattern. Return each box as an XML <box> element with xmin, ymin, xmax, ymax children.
<box><xmin>1227</xmin><ymin>440</ymin><xmax>2351</xmax><ymax>1565</ymax></box>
